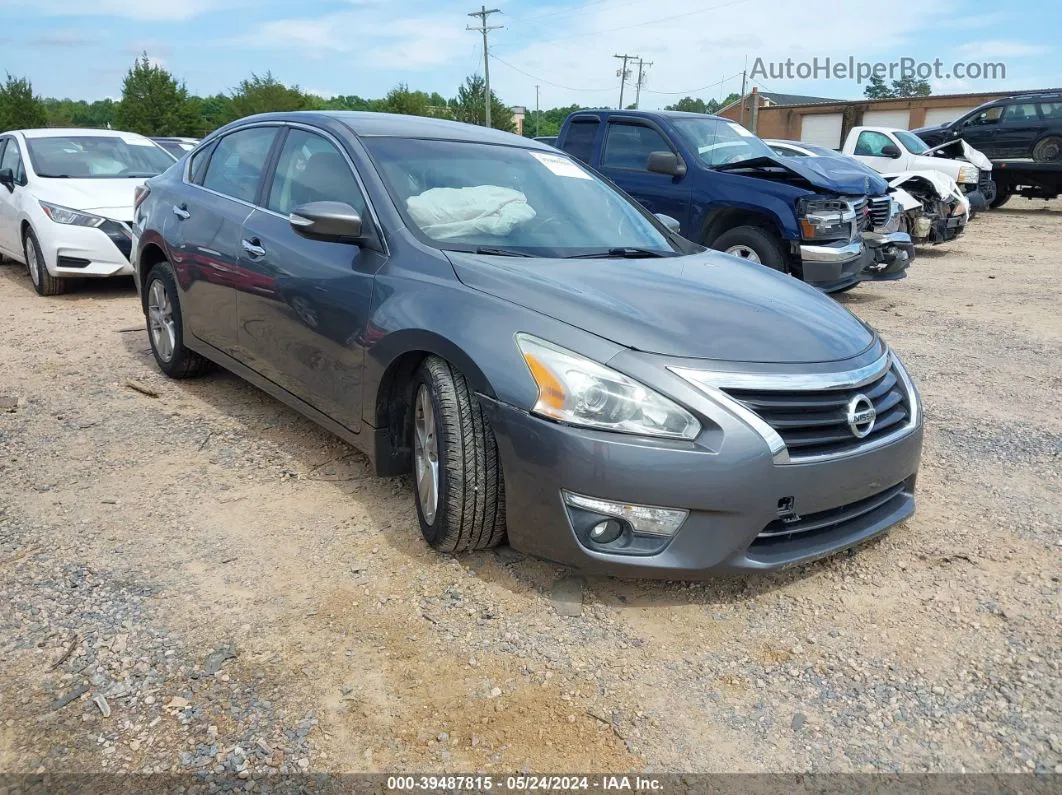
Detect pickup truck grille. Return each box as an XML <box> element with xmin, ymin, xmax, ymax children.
<box><xmin>722</xmin><ymin>364</ymin><xmax>912</xmax><ymax>459</ymax></box>
<box><xmin>849</xmin><ymin>197</ymin><xmax>871</xmax><ymax>231</ymax></box>
<box><xmin>869</xmin><ymin>196</ymin><xmax>892</xmax><ymax>229</ymax></box>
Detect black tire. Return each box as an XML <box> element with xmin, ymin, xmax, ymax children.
<box><xmin>989</xmin><ymin>187</ymin><xmax>1012</xmax><ymax>209</ymax></box>
<box><xmin>24</xmin><ymin>227</ymin><xmax>68</xmax><ymax>296</ymax></box>
<box><xmin>411</xmin><ymin>356</ymin><xmax>506</xmax><ymax>553</ymax></box>
<box><xmin>709</xmin><ymin>225</ymin><xmax>787</xmax><ymax>272</ymax></box>
<box><xmin>144</xmin><ymin>261</ymin><xmax>211</xmax><ymax>378</ymax></box>
<box><xmin>1032</xmin><ymin>135</ymin><xmax>1062</xmax><ymax>163</ymax></box>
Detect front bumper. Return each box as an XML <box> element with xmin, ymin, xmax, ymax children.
<box><xmin>483</xmin><ymin>396</ymin><xmax>923</xmax><ymax>580</ymax></box>
<box><xmin>37</xmin><ymin>220</ymin><xmax>134</xmax><ymax>278</ymax></box>
<box><xmin>861</xmin><ymin>231</ymin><xmax>914</xmax><ymax>281</ymax></box>
<box><xmin>798</xmin><ymin>239</ymin><xmax>865</xmax><ymax>293</ymax></box>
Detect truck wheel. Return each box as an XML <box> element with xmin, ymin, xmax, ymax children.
<box><xmin>1032</xmin><ymin>136</ymin><xmax>1062</xmax><ymax>163</ymax></box>
<box><xmin>989</xmin><ymin>187</ymin><xmax>1012</xmax><ymax>209</ymax></box>
<box><xmin>411</xmin><ymin>356</ymin><xmax>507</xmax><ymax>554</ymax></box>
<box><xmin>710</xmin><ymin>226</ymin><xmax>787</xmax><ymax>272</ymax></box>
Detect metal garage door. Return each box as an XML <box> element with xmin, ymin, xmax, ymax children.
<box><xmin>863</xmin><ymin>109</ymin><xmax>911</xmax><ymax>128</ymax></box>
<box><xmin>799</xmin><ymin>113</ymin><xmax>843</xmax><ymax>149</ymax></box>
<box><xmin>923</xmin><ymin>107</ymin><xmax>974</xmax><ymax>127</ymax></box>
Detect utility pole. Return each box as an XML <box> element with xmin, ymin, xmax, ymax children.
<box><xmin>467</xmin><ymin>6</ymin><xmax>502</xmax><ymax>128</ymax></box>
<box><xmin>739</xmin><ymin>68</ymin><xmax>747</xmax><ymax>126</ymax></box>
<box><xmin>535</xmin><ymin>84</ymin><xmax>540</xmax><ymax>137</ymax></box>
<box><xmin>613</xmin><ymin>53</ymin><xmax>637</xmax><ymax>110</ymax></box>
<box><xmin>633</xmin><ymin>58</ymin><xmax>652</xmax><ymax>109</ymax></box>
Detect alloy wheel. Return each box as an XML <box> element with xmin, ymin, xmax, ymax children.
<box><xmin>413</xmin><ymin>384</ymin><xmax>440</xmax><ymax>524</ymax></box>
<box><xmin>725</xmin><ymin>244</ymin><xmax>762</xmax><ymax>264</ymax></box>
<box><xmin>147</xmin><ymin>279</ymin><xmax>177</xmax><ymax>362</ymax></box>
<box><xmin>26</xmin><ymin>238</ymin><xmax>40</xmax><ymax>286</ymax></box>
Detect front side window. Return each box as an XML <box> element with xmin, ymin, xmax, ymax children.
<box><xmin>895</xmin><ymin>130</ymin><xmax>929</xmax><ymax>154</ymax></box>
<box><xmin>670</xmin><ymin>118</ymin><xmax>774</xmax><ymax>167</ymax></box>
<box><xmin>964</xmin><ymin>106</ymin><xmax>1003</xmax><ymax>127</ymax></box>
<box><xmin>0</xmin><ymin>138</ymin><xmax>23</xmax><ymax>182</ymax></box>
<box><xmin>854</xmin><ymin>130</ymin><xmax>895</xmax><ymax>156</ymax></box>
<box><xmin>25</xmin><ymin>135</ymin><xmax>173</xmax><ymax>179</ymax></box>
<box><xmin>602</xmin><ymin>122</ymin><xmax>672</xmax><ymax>170</ymax></box>
<box><xmin>559</xmin><ymin>118</ymin><xmax>599</xmax><ymax>164</ymax></box>
<box><xmin>1002</xmin><ymin>103</ymin><xmax>1040</xmax><ymax>123</ymax></box>
<box><xmin>364</xmin><ymin>137</ymin><xmax>674</xmax><ymax>258</ymax></box>
<box><xmin>201</xmin><ymin>127</ymin><xmax>277</xmax><ymax>203</ymax></box>
<box><xmin>267</xmin><ymin>129</ymin><xmax>366</xmax><ymax>216</ymax></box>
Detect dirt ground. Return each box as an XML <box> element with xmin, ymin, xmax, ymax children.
<box><xmin>1</xmin><ymin>199</ymin><xmax>1059</xmax><ymax>779</ymax></box>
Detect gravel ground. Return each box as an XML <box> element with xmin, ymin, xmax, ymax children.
<box><xmin>0</xmin><ymin>199</ymin><xmax>1060</xmax><ymax>779</ymax></box>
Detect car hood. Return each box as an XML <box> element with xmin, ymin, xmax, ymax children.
<box><xmin>447</xmin><ymin>250</ymin><xmax>876</xmax><ymax>364</ymax></box>
<box><xmin>30</xmin><ymin>177</ymin><xmax>146</xmax><ymax>221</ymax></box>
<box><xmin>716</xmin><ymin>155</ymin><xmax>888</xmax><ymax>196</ymax></box>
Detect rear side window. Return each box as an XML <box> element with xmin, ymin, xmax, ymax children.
<box><xmin>602</xmin><ymin>122</ymin><xmax>671</xmax><ymax>170</ymax></box>
<box><xmin>266</xmin><ymin>129</ymin><xmax>366</xmax><ymax>216</ymax></box>
<box><xmin>1002</xmin><ymin>103</ymin><xmax>1039</xmax><ymax>123</ymax></box>
<box><xmin>1038</xmin><ymin>102</ymin><xmax>1062</xmax><ymax>119</ymax></box>
<box><xmin>201</xmin><ymin>127</ymin><xmax>277</xmax><ymax>203</ymax></box>
<box><xmin>560</xmin><ymin>118</ymin><xmax>600</xmax><ymax>164</ymax></box>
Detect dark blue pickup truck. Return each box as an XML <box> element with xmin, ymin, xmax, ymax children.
<box><xmin>556</xmin><ymin>109</ymin><xmax>912</xmax><ymax>292</ymax></box>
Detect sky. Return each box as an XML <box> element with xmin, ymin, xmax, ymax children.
<box><xmin>2</xmin><ymin>0</ymin><xmax>1060</xmax><ymax>110</ymax></box>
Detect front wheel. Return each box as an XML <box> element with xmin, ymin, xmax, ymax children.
<box><xmin>24</xmin><ymin>228</ymin><xmax>67</xmax><ymax>296</ymax></box>
<box><xmin>411</xmin><ymin>357</ymin><xmax>506</xmax><ymax>553</ymax></box>
<box><xmin>709</xmin><ymin>225</ymin><xmax>787</xmax><ymax>272</ymax></box>
<box><xmin>989</xmin><ymin>187</ymin><xmax>1012</xmax><ymax>209</ymax></box>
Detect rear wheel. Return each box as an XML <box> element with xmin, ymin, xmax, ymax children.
<box><xmin>411</xmin><ymin>356</ymin><xmax>506</xmax><ymax>553</ymax></box>
<box><xmin>144</xmin><ymin>261</ymin><xmax>211</xmax><ymax>378</ymax></box>
<box><xmin>710</xmin><ymin>226</ymin><xmax>787</xmax><ymax>272</ymax></box>
<box><xmin>24</xmin><ymin>228</ymin><xmax>67</xmax><ymax>296</ymax></box>
<box><xmin>1032</xmin><ymin>136</ymin><xmax>1062</xmax><ymax>163</ymax></box>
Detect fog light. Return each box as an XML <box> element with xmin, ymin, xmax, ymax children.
<box><xmin>589</xmin><ymin>519</ymin><xmax>623</xmax><ymax>544</ymax></box>
<box><xmin>562</xmin><ymin>491</ymin><xmax>688</xmax><ymax>537</ymax></box>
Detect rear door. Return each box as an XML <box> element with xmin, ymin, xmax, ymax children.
<box><xmin>596</xmin><ymin>118</ymin><xmax>692</xmax><ymax>231</ymax></box>
<box><xmin>173</xmin><ymin>125</ymin><xmax>279</xmax><ymax>356</ymax></box>
<box><xmin>236</xmin><ymin>125</ymin><xmax>383</xmax><ymax>432</ymax></box>
<box><xmin>996</xmin><ymin>102</ymin><xmax>1045</xmax><ymax>158</ymax></box>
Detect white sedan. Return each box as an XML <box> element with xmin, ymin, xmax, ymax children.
<box><xmin>0</xmin><ymin>128</ymin><xmax>176</xmax><ymax>296</ymax></box>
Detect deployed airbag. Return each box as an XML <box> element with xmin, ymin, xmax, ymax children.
<box><xmin>407</xmin><ymin>186</ymin><xmax>536</xmax><ymax>239</ymax></box>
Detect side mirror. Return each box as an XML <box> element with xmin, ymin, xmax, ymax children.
<box><xmin>881</xmin><ymin>144</ymin><xmax>902</xmax><ymax>159</ymax></box>
<box><xmin>646</xmin><ymin>151</ymin><xmax>687</xmax><ymax>178</ymax></box>
<box><xmin>289</xmin><ymin>201</ymin><xmax>365</xmax><ymax>243</ymax></box>
<box><xmin>0</xmin><ymin>168</ymin><xmax>14</xmax><ymax>191</ymax></box>
<box><xmin>654</xmin><ymin>213</ymin><xmax>681</xmax><ymax>234</ymax></box>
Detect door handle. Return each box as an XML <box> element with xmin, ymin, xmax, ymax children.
<box><xmin>172</xmin><ymin>205</ymin><xmax>190</xmax><ymax>220</ymax></box>
<box><xmin>241</xmin><ymin>238</ymin><xmax>266</xmax><ymax>258</ymax></box>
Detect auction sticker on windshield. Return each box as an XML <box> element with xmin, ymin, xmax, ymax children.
<box><xmin>118</xmin><ymin>133</ymin><xmax>159</xmax><ymax>147</ymax></box>
<box><xmin>727</xmin><ymin>122</ymin><xmax>756</xmax><ymax>138</ymax></box>
<box><xmin>530</xmin><ymin>151</ymin><xmax>592</xmax><ymax>179</ymax></box>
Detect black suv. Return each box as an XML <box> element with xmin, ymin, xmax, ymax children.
<box><xmin>912</xmin><ymin>92</ymin><xmax>1062</xmax><ymax>162</ymax></box>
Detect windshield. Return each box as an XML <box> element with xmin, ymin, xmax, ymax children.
<box><xmin>363</xmin><ymin>138</ymin><xmax>675</xmax><ymax>258</ymax></box>
<box><xmin>671</xmin><ymin>117</ymin><xmax>775</xmax><ymax>167</ymax></box>
<box><xmin>25</xmin><ymin>135</ymin><xmax>176</xmax><ymax>178</ymax></box>
<box><xmin>895</xmin><ymin>130</ymin><xmax>930</xmax><ymax>155</ymax></box>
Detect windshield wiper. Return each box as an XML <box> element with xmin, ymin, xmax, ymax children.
<box><xmin>565</xmin><ymin>247</ymin><xmax>675</xmax><ymax>259</ymax></box>
<box><xmin>36</xmin><ymin>173</ymin><xmax>71</xmax><ymax>178</ymax></box>
<box><xmin>473</xmin><ymin>246</ymin><xmax>533</xmax><ymax>257</ymax></box>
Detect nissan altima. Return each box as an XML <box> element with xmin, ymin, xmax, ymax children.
<box><xmin>132</xmin><ymin>111</ymin><xmax>923</xmax><ymax>578</ymax></box>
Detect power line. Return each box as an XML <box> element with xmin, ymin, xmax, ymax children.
<box><xmin>467</xmin><ymin>6</ymin><xmax>503</xmax><ymax>128</ymax></box>
<box><xmin>488</xmin><ymin>53</ymin><xmax>617</xmax><ymax>93</ymax></box>
<box><xmin>613</xmin><ymin>53</ymin><xmax>637</xmax><ymax>109</ymax></box>
<box><xmin>629</xmin><ymin>70</ymin><xmax>745</xmax><ymax>96</ymax></box>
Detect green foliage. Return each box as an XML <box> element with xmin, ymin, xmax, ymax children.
<box><xmin>663</xmin><ymin>93</ymin><xmax>740</xmax><ymax>115</ymax></box>
<box><xmin>448</xmin><ymin>75</ymin><xmax>514</xmax><ymax>132</ymax></box>
<box><xmin>522</xmin><ymin>103</ymin><xmax>584</xmax><ymax>138</ymax></box>
<box><xmin>228</xmin><ymin>72</ymin><xmax>318</xmax><ymax>120</ymax></box>
<box><xmin>116</xmin><ymin>54</ymin><xmax>198</xmax><ymax>136</ymax></box>
<box><xmin>42</xmin><ymin>98</ymin><xmax>118</xmax><ymax>128</ymax></box>
<box><xmin>0</xmin><ymin>73</ymin><xmax>48</xmax><ymax>131</ymax></box>
<box><xmin>865</xmin><ymin>75</ymin><xmax>932</xmax><ymax>99</ymax></box>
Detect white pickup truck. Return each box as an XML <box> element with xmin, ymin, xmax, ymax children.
<box><xmin>841</xmin><ymin>126</ymin><xmax>991</xmax><ymax>202</ymax></box>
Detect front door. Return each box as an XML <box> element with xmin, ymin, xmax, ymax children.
<box><xmin>172</xmin><ymin>125</ymin><xmax>278</xmax><ymax>355</ymax></box>
<box><xmin>596</xmin><ymin>119</ymin><xmax>692</xmax><ymax>232</ymax></box>
<box><xmin>0</xmin><ymin>137</ymin><xmax>26</xmax><ymax>257</ymax></box>
<box><xmin>236</xmin><ymin>127</ymin><xmax>382</xmax><ymax>432</ymax></box>
<box><xmin>954</xmin><ymin>106</ymin><xmax>1004</xmax><ymax>157</ymax></box>
<box><xmin>851</xmin><ymin>129</ymin><xmax>904</xmax><ymax>174</ymax></box>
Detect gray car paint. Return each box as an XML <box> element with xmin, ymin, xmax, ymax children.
<box><xmin>133</xmin><ymin>111</ymin><xmax>922</xmax><ymax>577</ymax></box>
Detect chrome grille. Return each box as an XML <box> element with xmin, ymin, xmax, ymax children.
<box><xmin>722</xmin><ymin>364</ymin><xmax>912</xmax><ymax>459</ymax></box>
<box><xmin>849</xmin><ymin>197</ymin><xmax>870</xmax><ymax>232</ymax></box>
<box><xmin>868</xmin><ymin>196</ymin><xmax>892</xmax><ymax>229</ymax></box>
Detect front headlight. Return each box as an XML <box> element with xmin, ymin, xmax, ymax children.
<box><xmin>957</xmin><ymin>164</ymin><xmax>978</xmax><ymax>184</ymax></box>
<box><xmin>39</xmin><ymin>201</ymin><xmax>106</xmax><ymax>227</ymax></box>
<box><xmin>515</xmin><ymin>334</ymin><xmax>701</xmax><ymax>440</ymax></box>
<box><xmin>797</xmin><ymin>198</ymin><xmax>854</xmax><ymax>240</ymax></box>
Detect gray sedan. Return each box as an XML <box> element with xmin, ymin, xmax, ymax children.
<box><xmin>132</xmin><ymin>111</ymin><xmax>923</xmax><ymax>578</ymax></box>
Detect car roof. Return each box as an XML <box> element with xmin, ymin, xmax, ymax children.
<box><xmin>217</xmin><ymin>111</ymin><xmax>558</xmax><ymax>150</ymax></box>
<box><xmin>570</xmin><ymin>109</ymin><xmax>725</xmax><ymax>121</ymax></box>
<box><xmin>16</xmin><ymin>128</ymin><xmax>152</xmax><ymax>140</ymax></box>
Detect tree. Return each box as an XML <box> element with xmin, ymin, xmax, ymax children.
<box><xmin>0</xmin><ymin>73</ymin><xmax>47</xmax><ymax>131</ymax></box>
<box><xmin>186</xmin><ymin>93</ymin><xmax>234</xmax><ymax>136</ymax></box>
<box><xmin>116</xmin><ymin>54</ymin><xmax>197</xmax><ymax>136</ymax></box>
<box><xmin>665</xmin><ymin>96</ymin><xmax>708</xmax><ymax>113</ymax></box>
<box><xmin>229</xmin><ymin>72</ymin><xmax>317</xmax><ymax>121</ymax></box>
<box><xmin>379</xmin><ymin>84</ymin><xmax>439</xmax><ymax>117</ymax></box>
<box><xmin>891</xmin><ymin>76</ymin><xmax>931</xmax><ymax>97</ymax></box>
<box><xmin>864</xmin><ymin>75</ymin><xmax>893</xmax><ymax>99</ymax></box>
<box><xmin>448</xmin><ymin>75</ymin><xmax>514</xmax><ymax>131</ymax></box>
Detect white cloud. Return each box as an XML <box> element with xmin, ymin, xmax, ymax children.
<box><xmin>955</xmin><ymin>40</ymin><xmax>1051</xmax><ymax>60</ymax></box>
<box><xmin>15</xmin><ymin>0</ymin><xmax>247</xmax><ymax>22</ymax></box>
